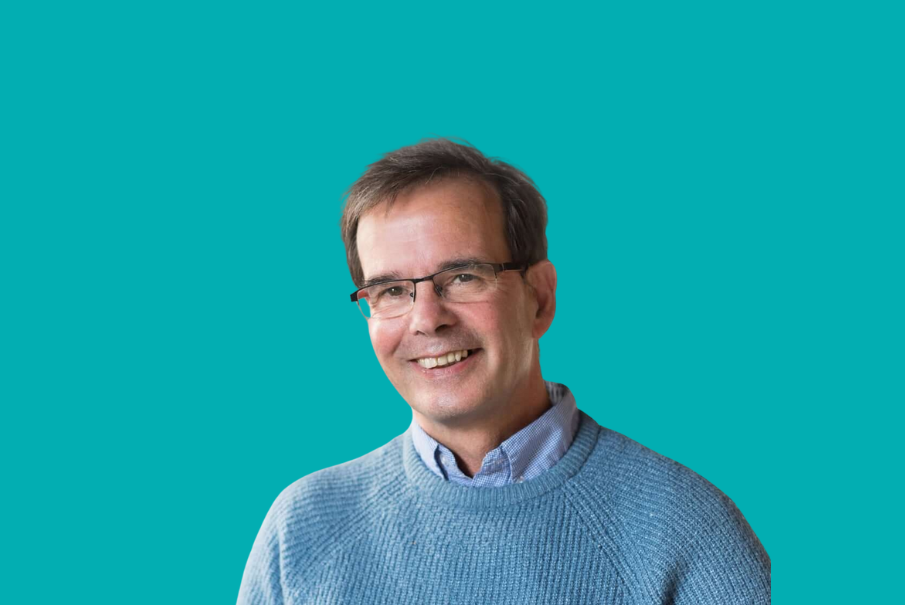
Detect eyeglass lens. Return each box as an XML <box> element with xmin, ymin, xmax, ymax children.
<box><xmin>357</xmin><ymin>264</ymin><xmax>498</xmax><ymax>319</ymax></box>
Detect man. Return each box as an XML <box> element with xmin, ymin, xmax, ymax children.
<box><xmin>237</xmin><ymin>138</ymin><xmax>770</xmax><ymax>604</ymax></box>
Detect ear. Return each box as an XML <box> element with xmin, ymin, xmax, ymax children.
<box><xmin>525</xmin><ymin>260</ymin><xmax>557</xmax><ymax>339</ymax></box>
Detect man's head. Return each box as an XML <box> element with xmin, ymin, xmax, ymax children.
<box><xmin>341</xmin><ymin>138</ymin><xmax>557</xmax><ymax>430</ymax></box>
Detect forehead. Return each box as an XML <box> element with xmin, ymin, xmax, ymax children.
<box><xmin>356</xmin><ymin>177</ymin><xmax>510</xmax><ymax>281</ymax></box>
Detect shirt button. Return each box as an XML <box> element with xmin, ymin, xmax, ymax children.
<box><xmin>515</xmin><ymin>476</ymin><xmax>525</xmax><ymax>483</ymax></box>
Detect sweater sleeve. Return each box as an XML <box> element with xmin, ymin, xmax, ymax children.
<box><xmin>237</xmin><ymin>500</ymin><xmax>285</xmax><ymax>605</ymax></box>
<box><xmin>672</xmin><ymin>508</ymin><xmax>771</xmax><ymax>605</ymax></box>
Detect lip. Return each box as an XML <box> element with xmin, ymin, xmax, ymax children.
<box><xmin>408</xmin><ymin>348</ymin><xmax>481</xmax><ymax>379</ymax></box>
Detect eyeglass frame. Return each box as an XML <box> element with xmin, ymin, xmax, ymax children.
<box><xmin>348</xmin><ymin>261</ymin><xmax>529</xmax><ymax>317</ymax></box>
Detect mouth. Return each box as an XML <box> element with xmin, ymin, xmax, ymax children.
<box><xmin>411</xmin><ymin>348</ymin><xmax>480</xmax><ymax>371</ymax></box>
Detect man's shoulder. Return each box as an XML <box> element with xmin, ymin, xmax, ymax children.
<box><xmin>588</xmin><ymin>424</ymin><xmax>723</xmax><ymax>490</ymax></box>
<box><xmin>277</xmin><ymin>435</ymin><xmax>402</xmax><ymax>509</ymax></box>
<box><xmin>577</xmin><ymin>421</ymin><xmax>756</xmax><ymax>539</ymax></box>
<box><xmin>266</xmin><ymin>433</ymin><xmax>407</xmax><ymax>532</ymax></box>
<box><xmin>573</xmin><ymin>421</ymin><xmax>770</xmax><ymax>599</ymax></box>
<box><xmin>239</xmin><ymin>434</ymin><xmax>411</xmax><ymax>602</ymax></box>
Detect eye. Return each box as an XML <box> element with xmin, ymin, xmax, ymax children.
<box><xmin>452</xmin><ymin>273</ymin><xmax>477</xmax><ymax>284</ymax></box>
<box><xmin>376</xmin><ymin>284</ymin><xmax>408</xmax><ymax>299</ymax></box>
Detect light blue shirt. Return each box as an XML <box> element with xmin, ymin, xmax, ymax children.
<box><xmin>409</xmin><ymin>381</ymin><xmax>580</xmax><ymax>487</ymax></box>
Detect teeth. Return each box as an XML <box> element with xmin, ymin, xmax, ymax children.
<box><xmin>416</xmin><ymin>349</ymin><xmax>472</xmax><ymax>368</ymax></box>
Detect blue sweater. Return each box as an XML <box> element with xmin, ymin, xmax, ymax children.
<box><xmin>237</xmin><ymin>412</ymin><xmax>770</xmax><ymax>604</ymax></box>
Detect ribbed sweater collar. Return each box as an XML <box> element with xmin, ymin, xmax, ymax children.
<box><xmin>401</xmin><ymin>411</ymin><xmax>601</xmax><ymax>509</ymax></box>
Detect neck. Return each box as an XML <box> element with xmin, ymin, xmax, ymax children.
<box><xmin>413</xmin><ymin>372</ymin><xmax>551</xmax><ymax>477</ymax></box>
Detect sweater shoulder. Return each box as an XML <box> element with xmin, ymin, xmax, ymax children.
<box><xmin>580</xmin><ymin>426</ymin><xmax>745</xmax><ymax>528</ymax></box>
<box><xmin>569</xmin><ymin>424</ymin><xmax>768</xmax><ymax>566</ymax></box>
<box><xmin>264</xmin><ymin>434</ymin><xmax>408</xmax><ymax>565</ymax></box>
<box><xmin>239</xmin><ymin>434</ymin><xmax>409</xmax><ymax>604</ymax></box>
<box><xmin>567</xmin><ymin>425</ymin><xmax>769</xmax><ymax>601</ymax></box>
<box><xmin>272</xmin><ymin>433</ymin><xmax>407</xmax><ymax>525</ymax></box>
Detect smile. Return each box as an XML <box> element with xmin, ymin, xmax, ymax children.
<box><xmin>415</xmin><ymin>349</ymin><xmax>475</xmax><ymax>369</ymax></box>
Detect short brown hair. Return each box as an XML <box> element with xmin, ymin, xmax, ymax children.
<box><xmin>340</xmin><ymin>137</ymin><xmax>548</xmax><ymax>286</ymax></box>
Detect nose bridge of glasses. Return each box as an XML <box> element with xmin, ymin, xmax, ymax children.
<box><xmin>411</xmin><ymin>276</ymin><xmax>444</xmax><ymax>302</ymax></box>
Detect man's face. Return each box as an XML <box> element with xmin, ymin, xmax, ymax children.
<box><xmin>356</xmin><ymin>178</ymin><xmax>538</xmax><ymax>427</ymax></box>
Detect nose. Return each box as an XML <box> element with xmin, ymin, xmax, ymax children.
<box><xmin>408</xmin><ymin>280</ymin><xmax>456</xmax><ymax>336</ymax></box>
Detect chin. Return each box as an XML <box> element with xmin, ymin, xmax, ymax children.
<box><xmin>408</xmin><ymin>388</ymin><xmax>494</xmax><ymax>425</ymax></box>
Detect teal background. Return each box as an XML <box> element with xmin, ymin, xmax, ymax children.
<box><xmin>2</xmin><ymin>2</ymin><xmax>902</xmax><ymax>603</ymax></box>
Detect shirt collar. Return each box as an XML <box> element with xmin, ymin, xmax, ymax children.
<box><xmin>409</xmin><ymin>381</ymin><xmax>579</xmax><ymax>487</ymax></box>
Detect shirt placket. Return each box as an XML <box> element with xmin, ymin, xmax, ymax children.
<box><xmin>472</xmin><ymin>449</ymin><xmax>512</xmax><ymax>488</ymax></box>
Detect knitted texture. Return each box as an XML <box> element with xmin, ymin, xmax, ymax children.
<box><xmin>237</xmin><ymin>412</ymin><xmax>771</xmax><ymax>604</ymax></box>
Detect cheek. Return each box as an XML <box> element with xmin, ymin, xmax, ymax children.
<box><xmin>488</xmin><ymin>299</ymin><xmax>534</xmax><ymax>359</ymax></box>
<box><xmin>368</xmin><ymin>320</ymin><xmax>402</xmax><ymax>359</ymax></box>
<box><xmin>480</xmin><ymin>307</ymin><xmax>529</xmax><ymax>351</ymax></box>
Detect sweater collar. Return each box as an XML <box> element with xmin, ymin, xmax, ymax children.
<box><xmin>402</xmin><ymin>410</ymin><xmax>600</xmax><ymax>509</ymax></box>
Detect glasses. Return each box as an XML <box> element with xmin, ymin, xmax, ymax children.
<box><xmin>349</xmin><ymin>262</ymin><xmax>527</xmax><ymax>319</ymax></box>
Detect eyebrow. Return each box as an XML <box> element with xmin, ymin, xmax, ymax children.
<box><xmin>360</xmin><ymin>257</ymin><xmax>487</xmax><ymax>289</ymax></box>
